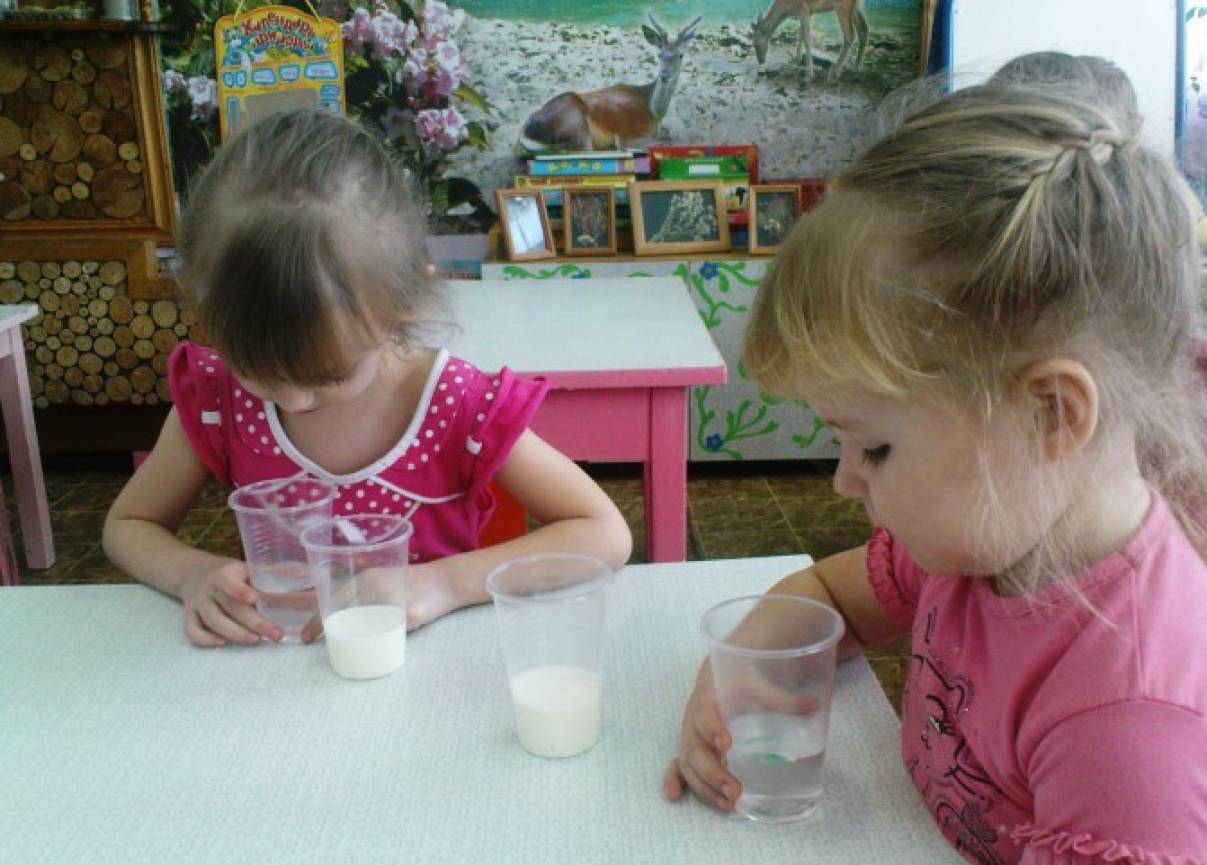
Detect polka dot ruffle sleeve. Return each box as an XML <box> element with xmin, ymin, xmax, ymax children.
<box><xmin>167</xmin><ymin>341</ymin><xmax>232</xmax><ymax>486</ymax></box>
<box><xmin>464</xmin><ymin>367</ymin><xmax>550</xmax><ymax>505</ymax></box>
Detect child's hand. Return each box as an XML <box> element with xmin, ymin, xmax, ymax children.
<box><xmin>664</xmin><ymin>671</ymin><xmax>740</xmax><ymax>812</ymax></box>
<box><xmin>665</xmin><ymin>668</ymin><xmax>819</xmax><ymax>812</ymax></box>
<box><xmin>181</xmin><ymin>559</ymin><xmax>285</xmax><ymax>647</ymax></box>
<box><xmin>405</xmin><ymin>561</ymin><xmax>459</xmax><ymax>631</ymax></box>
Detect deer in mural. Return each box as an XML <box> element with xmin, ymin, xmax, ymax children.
<box><xmin>518</xmin><ymin>14</ymin><xmax>702</xmax><ymax>152</ymax></box>
<box><xmin>748</xmin><ymin>0</ymin><xmax>869</xmax><ymax>83</ymax></box>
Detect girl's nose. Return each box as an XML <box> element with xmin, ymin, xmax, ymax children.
<box><xmin>832</xmin><ymin>447</ymin><xmax>868</xmax><ymax>501</ymax></box>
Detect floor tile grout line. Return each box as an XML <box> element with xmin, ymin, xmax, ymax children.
<box><xmin>193</xmin><ymin>508</ymin><xmax>233</xmax><ymax>543</ymax></box>
<box><xmin>688</xmin><ymin>508</ymin><xmax>710</xmax><ymax>561</ymax></box>
<box><xmin>765</xmin><ymin>473</ymin><xmax>809</xmax><ymax>555</ymax></box>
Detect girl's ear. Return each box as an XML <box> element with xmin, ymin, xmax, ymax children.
<box><xmin>1020</xmin><ymin>359</ymin><xmax>1100</xmax><ymax>462</ymax></box>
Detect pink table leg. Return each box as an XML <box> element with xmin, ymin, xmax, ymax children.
<box><xmin>0</xmin><ymin>329</ymin><xmax>54</xmax><ymax>572</ymax></box>
<box><xmin>644</xmin><ymin>387</ymin><xmax>688</xmax><ymax>563</ymax></box>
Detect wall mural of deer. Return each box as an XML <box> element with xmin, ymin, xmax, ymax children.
<box><xmin>518</xmin><ymin>14</ymin><xmax>702</xmax><ymax>153</ymax></box>
<box><xmin>748</xmin><ymin>0</ymin><xmax>869</xmax><ymax>83</ymax></box>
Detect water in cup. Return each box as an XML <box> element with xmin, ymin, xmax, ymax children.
<box><xmin>230</xmin><ymin>476</ymin><xmax>336</xmax><ymax>644</ymax></box>
<box><xmin>509</xmin><ymin>664</ymin><xmax>601</xmax><ymax>758</ymax></box>
<box><xmin>323</xmin><ymin>604</ymin><xmax>408</xmax><ymax>680</ymax></box>
<box><xmin>727</xmin><ymin>711</ymin><xmax>827</xmax><ymax>822</ymax></box>
<box><xmin>249</xmin><ymin>567</ymin><xmax>315</xmax><ymax>642</ymax></box>
<box><xmin>701</xmin><ymin>594</ymin><xmax>843</xmax><ymax>823</ymax></box>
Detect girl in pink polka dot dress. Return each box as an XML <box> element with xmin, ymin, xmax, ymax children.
<box><xmin>103</xmin><ymin>110</ymin><xmax>632</xmax><ymax>648</ymax></box>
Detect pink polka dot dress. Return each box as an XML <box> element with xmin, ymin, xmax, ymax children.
<box><xmin>169</xmin><ymin>342</ymin><xmax>549</xmax><ymax>563</ymax></box>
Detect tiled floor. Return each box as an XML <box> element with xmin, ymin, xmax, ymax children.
<box><xmin>7</xmin><ymin>456</ymin><xmax>911</xmax><ymax>710</ymax></box>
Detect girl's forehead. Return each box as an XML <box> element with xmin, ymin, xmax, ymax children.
<box><xmin>801</xmin><ymin>387</ymin><xmax>885</xmax><ymax>428</ymax></box>
<box><xmin>805</xmin><ymin>384</ymin><xmax>958</xmax><ymax>433</ymax></box>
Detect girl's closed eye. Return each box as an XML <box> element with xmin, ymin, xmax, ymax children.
<box><xmin>861</xmin><ymin>444</ymin><xmax>891</xmax><ymax>466</ymax></box>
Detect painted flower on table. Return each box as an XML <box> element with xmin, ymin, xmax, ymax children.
<box><xmin>699</xmin><ymin>262</ymin><xmax>719</xmax><ymax>280</ymax></box>
<box><xmin>704</xmin><ymin>433</ymin><xmax>725</xmax><ymax>452</ymax></box>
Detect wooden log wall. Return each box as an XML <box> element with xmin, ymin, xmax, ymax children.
<box><xmin>0</xmin><ymin>256</ymin><xmax>196</xmax><ymax>409</ymax></box>
<box><xmin>0</xmin><ymin>36</ymin><xmax>146</xmax><ymax>224</ymax></box>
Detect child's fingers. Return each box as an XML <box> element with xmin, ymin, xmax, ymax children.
<box><xmin>693</xmin><ymin>707</ymin><xmax>732</xmax><ymax>753</ymax></box>
<box><xmin>212</xmin><ymin>563</ymin><xmax>258</xmax><ymax>606</ymax></box>
<box><xmin>301</xmin><ymin>613</ymin><xmax>323</xmax><ymax>643</ymax></box>
<box><xmin>184</xmin><ymin>607</ymin><xmax>226</xmax><ymax>648</ymax></box>
<box><xmin>663</xmin><ymin>758</ymin><xmax>686</xmax><ymax>801</ymax></box>
<box><xmin>214</xmin><ymin>594</ymin><xmax>281</xmax><ymax>642</ymax></box>
<box><xmin>684</xmin><ymin>742</ymin><xmax>740</xmax><ymax>801</ymax></box>
<box><xmin>200</xmin><ymin>600</ymin><xmax>263</xmax><ymax>645</ymax></box>
<box><xmin>680</xmin><ymin>756</ymin><xmax>737</xmax><ymax>812</ymax></box>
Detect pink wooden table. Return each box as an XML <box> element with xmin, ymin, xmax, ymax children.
<box><xmin>448</xmin><ymin>278</ymin><xmax>726</xmax><ymax>562</ymax></box>
<box><xmin>0</xmin><ymin>304</ymin><xmax>54</xmax><ymax>577</ymax></box>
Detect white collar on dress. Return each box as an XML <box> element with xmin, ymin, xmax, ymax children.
<box><xmin>264</xmin><ymin>348</ymin><xmax>450</xmax><ymax>485</ymax></box>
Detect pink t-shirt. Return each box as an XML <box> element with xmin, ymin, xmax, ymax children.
<box><xmin>169</xmin><ymin>342</ymin><xmax>548</xmax><ymax>562</ymax></box>
<box><xmin>868</xmin><ymin>495</ymin><xmax>1207</xmax><ymax>864</ymax></box>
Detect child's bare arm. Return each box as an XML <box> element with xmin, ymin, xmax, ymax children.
<box><xmin>770</xmin><ymin>545</ymin><xmax>908</xmax><ymax>659</ymax></box>
<box><xmin>103</xmin><ymin>408</ymin><xmax>282</xmax><ymax>646</ymax></box>
<box><xmin>664</xmin><ymin>547</ymin><xmax>907</xmax><ymax>812</ymax></box>
<box><xmin>397</xmin><ymin>429</ymin><xmax>632</xmax><ymax>631</ymax></box>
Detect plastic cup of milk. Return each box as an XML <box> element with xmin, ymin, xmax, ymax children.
<box><xmin>701</xmin><ymin>595</ymin><xmax>844</xmax><ymax>824</ymax></box>
<box><xmin>300</xmin><ymin>515</ymin><xmax>413</xmax><ymax>680</ymax></box>
<box><xmin>229</xmin><ymin>476</ymin><xmax>336</xmax><ymax>643</ymax></box>
<box><xmin>485</xmin><ymin>554</ymin><xmax>613</xmax><ymax>758</ymax></box>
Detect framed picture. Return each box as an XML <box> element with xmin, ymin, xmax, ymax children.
<box><xmin>629</xmin><ymin>180</ymin><xmax>731</xmax><ymax>255</ymax></box>
<box><xmin>748</xmin><ymin>184</ymin><xmax>802</xmax><ymax>254</ymax></box>
<box><xmin>495</xmin><ymin>189</ymin><xmax>556</xmax><ymax>261</ymax></box>
<box><xmin>1181</xmin><ymin>1</ymin><xmax>1207</xmax><ymax>211</ymax></box>
<box><xmin>563</xmin><ymin>188</ymin><xmax>617</xmax><ymax>256</ymax></box>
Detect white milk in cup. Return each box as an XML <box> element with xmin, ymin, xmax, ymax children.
<box><xmin>301</xmin><ymin>515</ymin><xmax>413</xmax><ymax>679</ymax></box>
<box><xmin>486</xmin><ymin>554</ymin><xmax>613</xmax><ymax>758</ymax></box>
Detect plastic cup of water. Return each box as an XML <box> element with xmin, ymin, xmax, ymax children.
<box><xmin>300</xmin><ymin>515</ymin><xmax>413</xmax><ymax>680</ymax></box>
<box><xmin>228</xmin><ymin>476</ymin><xmax>336</xmax><ymax>643</ymax></box>
<box><xmin>701</xmin><ymin>594</ymin><xmax>844</xmax><ymax>823</ymax></box>
<box><xmin>485</xmin><ymin>554</ymin><xmax>613</xmax><ymax>758</ymax></box>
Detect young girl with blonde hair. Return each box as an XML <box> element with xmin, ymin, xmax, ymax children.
<box><xmin>104</xmin><ymin>109</ymin><xmax>631</xmax><ymax>647</ymax></box>
<box><xmin>666</xmin><ymin>64</ymin><xmax>1207</xmax><ymax>861</ymax></box>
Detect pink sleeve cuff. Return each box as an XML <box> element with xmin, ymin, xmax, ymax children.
<box><xmin>1012</xmin><ymin>824</ymin><xmax>1204</xmax><ymax>865</ymax></box>
<box><xmin>865</xmin><ymin>527</ymin><xmax>917</xmax><ymax>628</ymax></box>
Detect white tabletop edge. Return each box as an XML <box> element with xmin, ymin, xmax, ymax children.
<box><xmin>445</xmin><ymin>278</ymin><xmax>726</xmax><ymax>376</ymax></box>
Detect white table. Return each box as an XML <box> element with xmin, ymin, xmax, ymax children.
<box><xmin>447</xmin><ymin>279</ymin><xmax>727</xmax><ymax>562</ymax></box>
<box><xmin>0</xmin><ymin>556</ymin><xmax>957</xmax><ymax>865</ymax></box>
<box><xmin>0</xmin><ymin>304</ymin><xmax>53</xmax><ymax>573</ymax></box>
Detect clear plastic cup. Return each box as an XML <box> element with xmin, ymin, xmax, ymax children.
<box><xmin>228</xmin><ymin>476</ymin><xmax>336</xmax><ymax>643</ymax></box>
<box><xmin>300</xmin><ymin>515</ymin><xmax>413</xmax><ymax>680</ymax></box>
<box><xmin>485</xmin><ymin>554</ymin><xmax>614</xmax><ymax>758</ymax></box>
<box><xmin>701</xmin><ymin>594</ymin><xmax>845</xmax><ymax>824</ymax></box>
